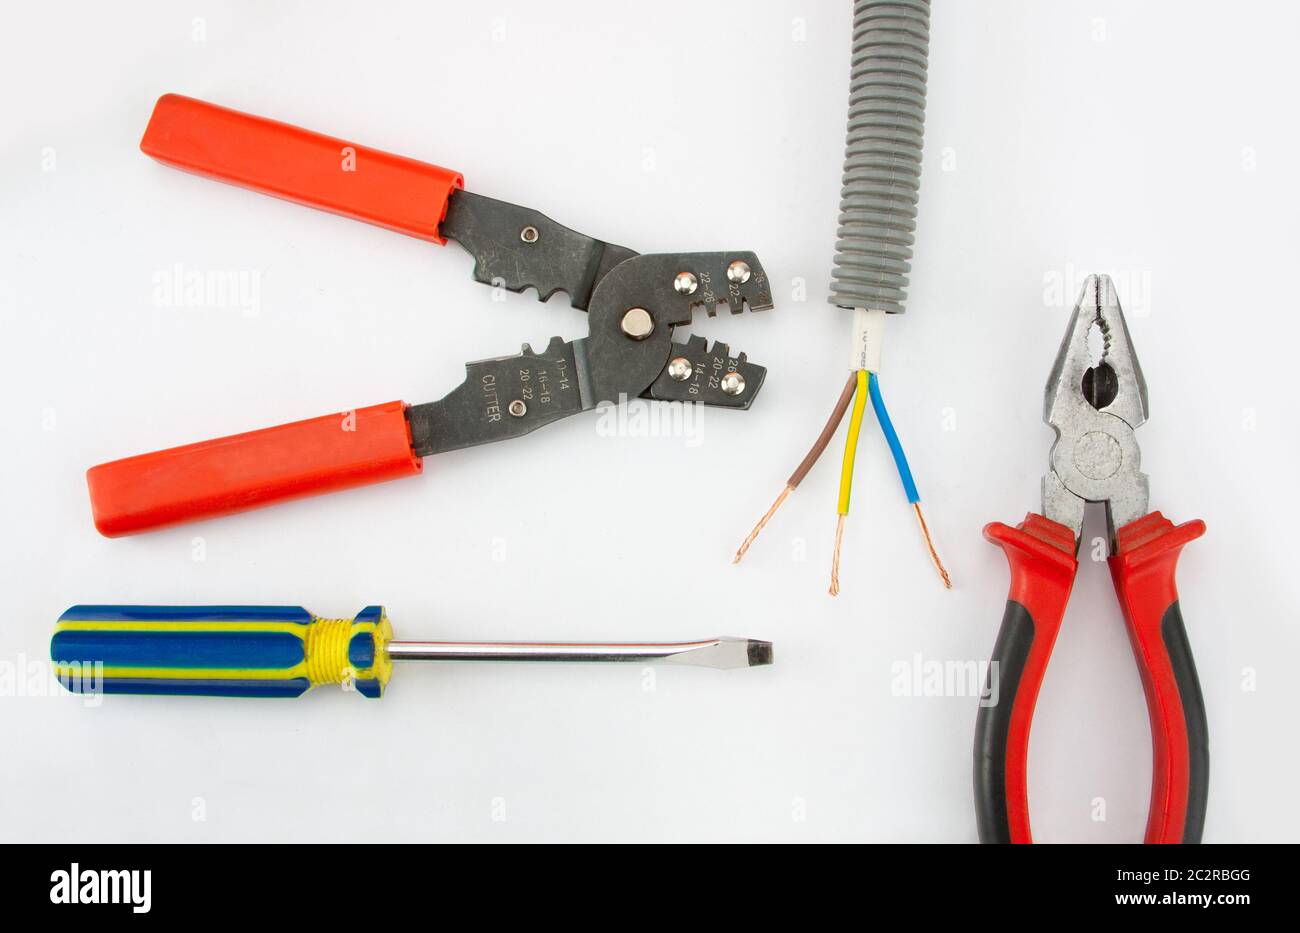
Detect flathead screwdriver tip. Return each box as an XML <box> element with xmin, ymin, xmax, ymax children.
<box><xmin>747</xmin><ymin>639</ymin><xmax>774</xmax><ymax>667</ymax></box>
<box><xmin>659</xmin><ymin>636</ymin><xmax>773</xmax><ymax>670</ymax></box>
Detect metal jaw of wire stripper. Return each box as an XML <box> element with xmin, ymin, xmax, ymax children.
<box><xmin>84</xmin><ymin>95</ymin><xmax>773</xmax><ymax>536</ymax></box>
<box><xmin>407</xmin><ymin>199</ymin><xmax>772</xmax><ymax>455</ymax></box>
<box><xmin>975</xmin><ymin>275</ymin><xmax>1208</xmax><ymax>844</ymax></box>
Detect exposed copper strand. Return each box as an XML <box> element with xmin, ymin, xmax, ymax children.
<box><xmin>913</xmin><ymin>502</ymin><xmax>952</xmax><ymax>589</ymax></box>
<box><xmin>828</xmin><ymin>514</ymin><xmax>846</xmax><ymax>596</ymax></box>
<box><xmin>733</xmin><ymin>485</ymin><xmax>793</xmax><ymax>564</ymax></box>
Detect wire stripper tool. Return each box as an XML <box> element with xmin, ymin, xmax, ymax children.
<box><xmin>51</xmin><ymin>605</ymin><xmax>773</xmax><ymax>699</ymax></box>
<box><xmin>87</xmin><ymin>95</ymin><xmax>773</xmax><ymax>536</ymax></box>
<box><xmin>974</xmin><ymin>275</ymin><xmax>1208</xmax><ymax>844</ymax></box>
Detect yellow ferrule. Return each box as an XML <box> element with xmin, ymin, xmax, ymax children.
<box><xmin>304</xmin><ymin>618</ymin><xmax>353</xmax><ymax>686</ymax></box>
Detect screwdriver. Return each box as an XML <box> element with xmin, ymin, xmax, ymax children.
<box><xmin>50</xmin><ymin>605</ymin><xmax>773</xmax><ymax>699</ymax></box>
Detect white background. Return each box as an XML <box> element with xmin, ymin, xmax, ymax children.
<box><xmin>2</xmin><ymin>0</ymin><xmax>1297</xmax><ymax>843</ymax></box>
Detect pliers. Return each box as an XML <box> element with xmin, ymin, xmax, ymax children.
<box><xmin>974</xmin><ymin>275</ymin><xmax>1208</xmax><ymax>844</ymax></box>
<box><xmin>86</xmin><ymin>95</ymin><xmax>773</xmax><ymax>536</ymax></box>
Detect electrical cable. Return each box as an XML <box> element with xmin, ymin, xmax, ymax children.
<box><xmin>733</xmin><ymin>373</ymin><xmax>858</xmax><ymax>564</ymax></box>
<box><xmin>836</xmin><ymin>370</ymin><xmax>870</xmax><ymax>514</ymax></box>
<box><xmin>867</xmin><ymin>372</ymin><xmax>918</xmax><ymax>502</ymax></box>
<box><xmin>868</xmin><ymin>373</ymin><xmax>952</xmax><ymax>587</ymax></box>
<box><xmin>789</xmin><ymin>373</ymin><xmax>860</xmax><ymax>488</ymax></box>
<box><xmin>829</xmin><ymin>369</ymin><xmax>869</xmax><ymax>595</ymax></box>
<box><xmin>731</xmin><ymin>1</ymin><xmax>949</xmax><ymax>593</ymax></box>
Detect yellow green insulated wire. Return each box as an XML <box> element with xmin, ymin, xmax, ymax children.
<box><xmin>837</xmin><ymin>370</ymin><xmax>870</xmax><ymax>514</ymax></box>
<box><xmin>829</xmin><ymin>369</ymin><xmax>869</xmax><ymax>595</ymax></box>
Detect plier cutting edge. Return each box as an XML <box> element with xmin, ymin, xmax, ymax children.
<box><xmin>975</xmin><ymin>275</ymin><xmax>1208</xmax><ymax>844</ymax></box>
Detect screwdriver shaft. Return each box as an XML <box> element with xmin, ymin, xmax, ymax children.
<box><xmin>386</xmin><ymin>637</ymin><xmax>771</xmax><ymax>669</ymax></box>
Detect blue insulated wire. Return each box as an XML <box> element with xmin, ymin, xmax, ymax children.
<box><xmin>867</xmin><ymin>373</ymin><xmax>920</xmax><ymax>504</ymax></box>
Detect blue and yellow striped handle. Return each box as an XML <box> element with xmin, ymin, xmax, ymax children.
<box><xmin>51</xmin><ymin>605</ymin><xmax>394</xmax><ymax>698</ymax></box>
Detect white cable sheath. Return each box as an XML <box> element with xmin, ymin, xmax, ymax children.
<box><xmin>848</xmin><ymin>307</ymin><xmax>886</xmax><ymax>372</ymax></box>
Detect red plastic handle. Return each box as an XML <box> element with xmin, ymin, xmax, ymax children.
<box><xmin>1110</xmin><ymin>511</ymin><xmax>1209</xmax><ymax>844</ymax></box>
<box><xmin>87</xmin><ymin>401</ymin><xmax>422</xmax><ymax>537</ymax></box>
<box><xmin>976</xmin><ymin>510</ymin><xmax>1209</xmax><ymax>844</ymax></box>
<box><xmin>974</xmin><ymin>513</ymin><xmax>1079</xmax><ymax>844</ymax></box>
<box><xmin>140</xmin><ymin>94</ymin><xmax>463</xmax><ymax>243</ymax></box>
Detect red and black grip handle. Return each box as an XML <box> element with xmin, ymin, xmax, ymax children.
<box><xmin>86</xmin><ymin>402</ymin><xmax>422</xmax><ymax>537</ymax></box>
<box><xmin>973</xmin><ymin>511</ymin><xmax>1208</xmax><ymax>843</ymax></box>
<box><xmin>140</xmin><ymin>94</ymin><xmax>463</xmax><ymax>243</ymax></box>
<box><xmin>1109</xmin><ymin>512</ymin><xmax>1209</xmax><ymax>844</ymax></box>
<box><xmin>974</xmin><ymin>514</ymin><xmax>1078</xmax><ymax>844</ymax></box>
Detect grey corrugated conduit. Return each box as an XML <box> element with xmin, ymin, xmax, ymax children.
<box><xmin>731</xmin><ymin>0</ymin><xmax>950</xmax><ymax>590</ymax></box>
<box><xmin>828</xmin><ymin>0</ymin><xmax>930</xmax><ymax>314</ymax></box>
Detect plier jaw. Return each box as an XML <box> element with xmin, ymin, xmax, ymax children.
<box><xmin>1042</xmin><ymin>274</ymin><xmax>1150</xmax><ymax>552</ymax></box>
<box><xmin>975</xmin><ymin>275</ymin><xmax>1208</xmax><ymax>845</ymax></box>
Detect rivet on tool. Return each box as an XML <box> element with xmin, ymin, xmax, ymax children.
<box><xmin>1073</xmin><ymin>430</ymin><xmax>1122</xmax><ymax>480</ymax></box>
<box><xmin>674</xmin><ymin>272</ymin><xmax>698</xmax><ymax>295</ymax></box>
<box><xmin>720</xmin><ymin>371</ymin><xmax>745</xmax><ymax>396</ymax></box>
<box><xmin>620</xmin><ymin>307</ymin><xmax>654</xmax><ymax>340</ymax></box>
<box><xmin>520</xmin><ymin>225</ymin><xmax>539</xmax><ymax>243</ymax></box>
<box><xmin>727</xmin><ymin>260</ymin><xmax>751</xmax><ymax>284</ymax></box>
<box><xmin>508</xmin><ymin>400</ymin><xmax>527</xmax><ymax>417</ymax></box>
<box><xmin>668</xmin><ymin>357</ymin><xmax>693</xmax><ymax>381</ymax></box>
